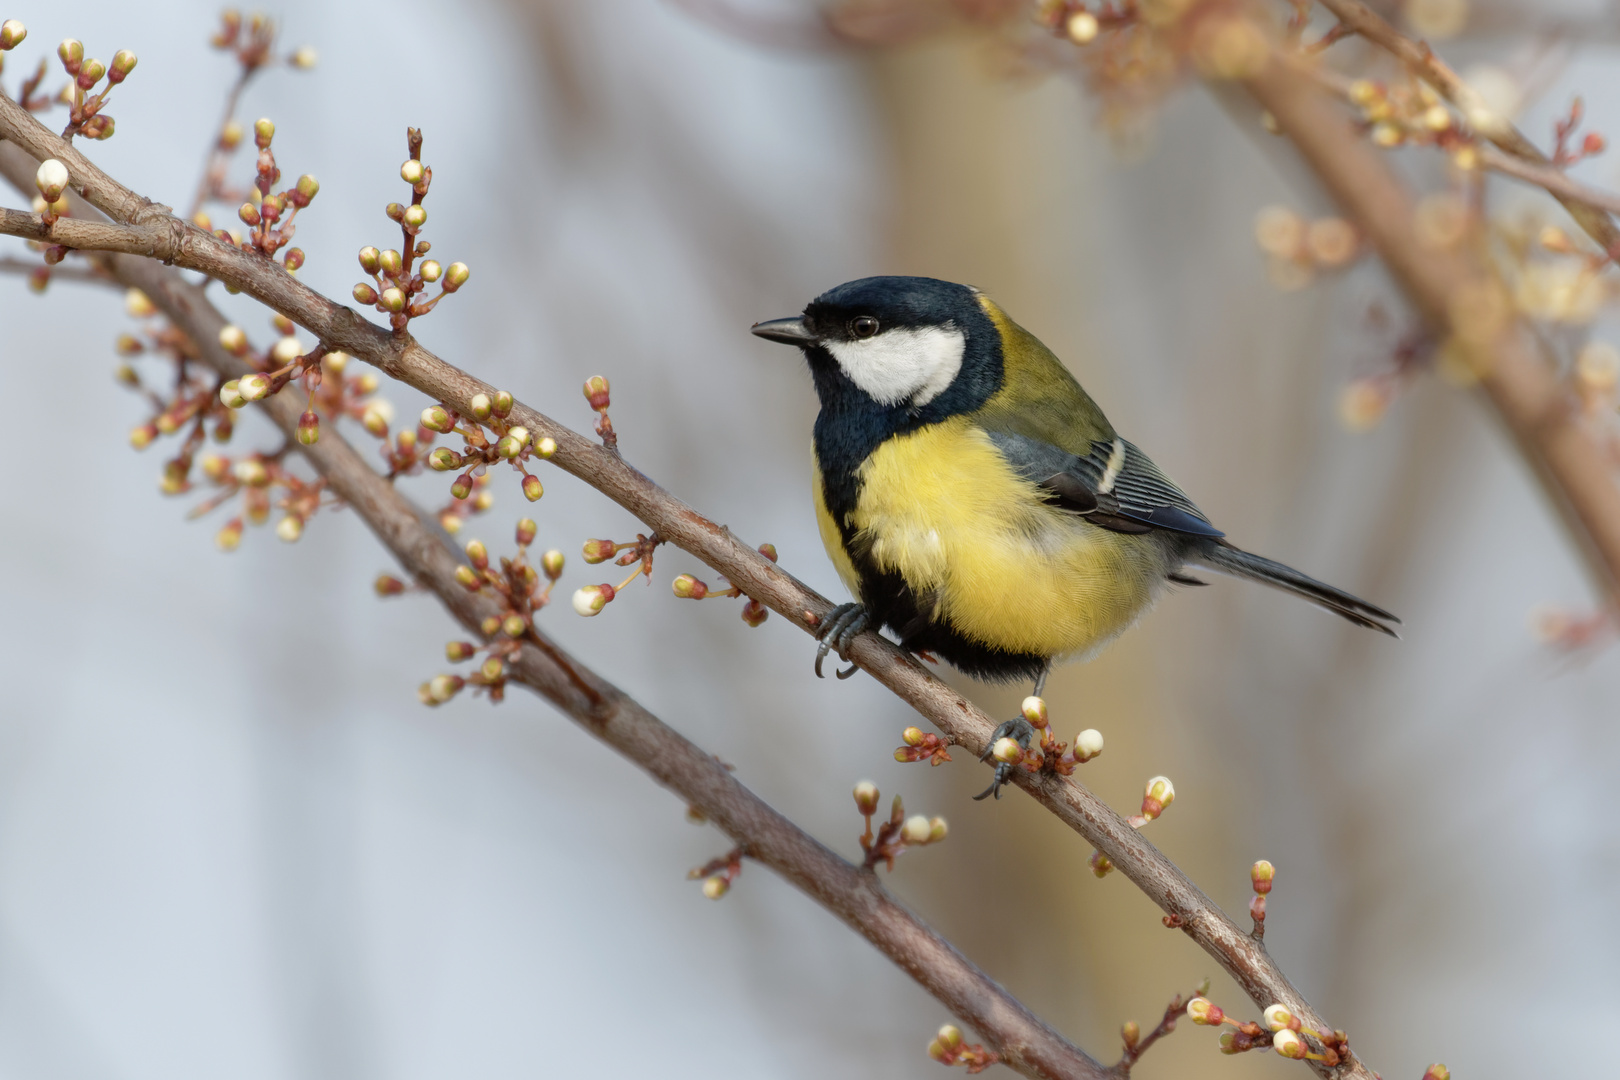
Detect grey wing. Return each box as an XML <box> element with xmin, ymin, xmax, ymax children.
<box><xmin>986</xmin><ymin>431</ymin><xmax>1224</xmax><ymax>539</ymax></box>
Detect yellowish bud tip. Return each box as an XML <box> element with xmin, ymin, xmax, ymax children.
<box><xmin>1020</xmin><ymin>695</ymin><xmax>1048</xmax><ymax>728</ymax></box>
<box><xmin>275</xmin><ymin>515</ymin><xmax>304</xmax><ymax>543</ymax></box>
<box><xmin>1272</xmin><ymin>1029</ymin><xmax>1305</xmax><ymax>1059</ymax></box>
<box><xmin>1074</xmin><ymin>728</ymin><xmax>1104</xmax><ymax>760</ymax></box>
<box><xmin>937</xmin><ymin>1024</ymin><xmax>963</xmax><ymax>1050</ymax></box>
<box><xmin>1066</xmin><ymin>11</ymin><xmax>1099</xmax><ymax>44</ymax></box>
<box><xmin>701</xmin><ymin>875</ymin><xmax>729</xmax><ymax>900</ymax></box>
<box><xmin>1263</xmin><ymin>1004</ymin><xmax>1293</xmax><ymax>1032</ymax></box>
<box><xmin>991</xmin><ymin>737</ymin><xmax>1022</xmax><ymax>765</ymax></box>
<box><xmin>901</xmin><ymin>815</ymin><xmax>932</xmax><ymax>845</ymax></box>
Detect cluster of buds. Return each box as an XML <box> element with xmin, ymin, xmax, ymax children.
<box><xmin>210</xmin><ymin>117</ymin><xmax>317</xmax><ymax>268</ymax></box>
<box><xmin>986</xmin><ymin>696</ymin><xmax>1105</xmax><ymax>781</ymax></box>
<box><xmin>421</xmin><ymin>520</ymin><xmax>566</xmax><ymax>705</ymax></box>
<box><xmin>583</xmin><ymin>375</ymin><xmax>616</xmax><ymax>449</ymax></box>
<box><xmin>1253</xmin><ymin>206</ymin><xmax>1360</xmax><ymax>291</ymax></box>
<box><xmin>51</xmin><ymin>34</ymin><xmax>135</xmax><ymax>141</ymax></box>
<box><xmin>350</xmin><ymin>128</ymin><xmax>469</xmax><ymax>330</ymax></box>
<box><xmin>669</xmin><ymin>543</ymin><xmax>775</xmax><ymax>627</ymax></box>
<box><xmin>209</xmin><ymin>10</ymin><xmax>312</xmax><ymax>72</ymax></box>
<box><xmin>688</xmin><ymin>846</ymin><xmax>744</xmax><ymax>900</ymax></box>
<box><xmin>114</xmin><ymin>297</ymin><xmax>329</xmax><ymax>545</ymax></box>
<box><xmin>925</xmin><ymin>1024</ymin><xmax>998</xmax><ymax>1074</ymax></box>
<box><xmin>894</xmin><ymin>725</ymin><xmax>953</xmax><ymax>766</ymax></box>
<box><xmin>421</xmin><ymin>391</ymin><xmax>552</xmax><ymax>528</ymax></box>
<box><xmin>574</xmin><ymin>532</ymin><xmax>671</xmax><ymax>618</ymax></box>
<box><xmin>1185</xmin><ymin>996</ymin><xmax>1351</xmax><ymax>1066</ymax></box>
<box><xmin>1345</xmin><ymin>78</ymin><xmax>1474</xmax><ymax>160</ymax></box>
<box><xmin>853</xmin><ymin>781</ymin><xmax>946</xmax><ymax>871</ymax></box>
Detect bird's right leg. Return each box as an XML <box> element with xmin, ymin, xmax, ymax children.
<box><xmin>973</xmin><ymin>661</ymin><xmax>1050</xmax><ymax>801</ymax></box>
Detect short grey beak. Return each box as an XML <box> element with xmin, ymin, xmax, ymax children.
<box><xmin>750</xmin><ymin>317</ymin><xmax>816</xmax><ymax>346</ymax></box>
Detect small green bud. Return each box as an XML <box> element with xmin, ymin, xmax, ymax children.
<box><xmin>379</xmin><ymin>287</ymin><xmax>406</xmax><ymax>313</ymax></box>
<box><xmin>352</xmin><ymin>282</ymin><xmax>378</xmax><ymax>305</ymax></box>
<box><xmin>403</xmin><ymin>204</ymin><xmax>426</xmax><ymax>229</ymax></box>
<box><xmin>358</xmin><ymin>246</ymin><xmax>381</xmax><ymax>274</ymax></box>
<box><xmin>446</xmin><ymin>641</ymin><xmax>476</xmax><ymax>662</ymax></box>
<box><xmin>464</xmin><ymin>538</ymin><xmax>488</xmax><ymax>570</ymax></box>
<box><xmin>419</xmin><ymin>259</ymin><xmax>441</xmax><ymax>283</ymax></box>
<box><xmin>502</xmin><ymin>614</ymin><xmax>527</xmax><ymax>637</ymax></box>
<box><xmin>442</xmin><ymin>261</ymin><xmax>469</xmax><ymax>291</ymax></box>
<box><xmin>468</xmin><ymin>393</ymin><xmax>492</xmax><ymax>421</ymax></box>
<box><xmin>428</xmin><ymin>447</ymin><xmax>461</xmax><ymax>471</ymax></box>
<box><xmin>253</xmin><ymin>117</ymin><xmax>275</xmax><ymax>147</ymax></box>
<box><xmin>540</xmin><ymin>550</ymin><xmax>565</xmax><ymax>580</ymax></box>
<box><xmin>0</xmin><ymin>20</ymin><xmax>27</xmax><ymax>51</ymax></box>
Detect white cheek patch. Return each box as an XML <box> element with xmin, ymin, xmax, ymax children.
<box><xmin>823</xmin><ymin>325</ymin><xmax>966</xmax><ymax>408</ymax></box>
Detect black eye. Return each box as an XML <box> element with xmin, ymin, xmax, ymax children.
<box><xmin>851</xmin><ymin>316</ymin><xmax>879</xmax><ymax>339</ymax></box>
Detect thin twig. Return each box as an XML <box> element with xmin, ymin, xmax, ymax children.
<box><xmin>0</xmin><ymin>93</ymin><xmax>1371</xmax><ymax>1078</ymax></box>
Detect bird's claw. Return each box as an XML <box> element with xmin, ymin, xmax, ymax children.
<box><xmin>973</xmin><ymin>718</ymin><xmax>1036</xmax><ymax>801</ymax></box>
<box><xmin>814</xmin><ymin>603</ymin><xmax>869</xmax><ymax>679</ymax></box>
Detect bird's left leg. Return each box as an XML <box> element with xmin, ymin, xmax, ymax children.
<box><xmin>973</xmin><ymin>662</ymin><xmax>1050</xmax><ymax>801</ymax></box>
<box><xmin>814</xmin><ymin>602</ymin><xmax>869</xmax><ymax>679</ymax></box>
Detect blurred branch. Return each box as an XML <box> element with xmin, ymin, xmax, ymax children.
<box><xmin>0</xmin><ymin>133</ymin><xmax>1106</xmax><ymax>1080</ymax></box>
<box><xmin>0</xmin><ymin>89</ymin><xmax>1371</xmax><ymax>1078</ymax></box>
<box><xmin>1248</xmin><ymin>45</ymin><xmax>1620</xmax><ymax>614</ymax></box>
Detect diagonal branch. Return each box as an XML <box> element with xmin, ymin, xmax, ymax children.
<box><xmin>0</xmin><ymin>89</ymin><xmax>1372</xmax><ymax>1078</ymax></box>
<box><xmin>0</xmin><ymin>142</ymin><xmax>1103</xmax><ymax>1080</ymax></box>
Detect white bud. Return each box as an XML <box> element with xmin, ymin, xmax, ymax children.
<box><xmin>1074</xmin><ymin>728</ymin><xmax>1104</xmax><ymax>760</ymax></box>
<box><xmin>1263</xmin><ymin>1004</ymin><xmax>1294</xmax><ymax>1032</ymax></box>
<box><xmin>35</xmin><ymin>158</ymin><xmax>69</xmax><ymax>203</ymax></box>
<box><xmin>270</xmin><ymin>336</ymin><xmax>302</xmax><ymax>364</ymax></box>
<box><xmin>901</xmin><ymin>815</ymin><xmax>932</xmax><ymax>845</ymax></box>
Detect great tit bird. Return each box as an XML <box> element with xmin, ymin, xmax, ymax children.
<box><xmin>753</xmin><ymin>276</ymin><xmax>1398</xmax><ymax>798</ymax></box>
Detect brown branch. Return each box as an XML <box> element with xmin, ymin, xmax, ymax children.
<box><xmin>0</xmin><ymin>139</ymin><xmax>1106</xmax><ymax>1080</ymax></box>
<box><xmin>0</xmin><ymin>91</ymin><xmax>1372</xmax><ymax>1079</ymax></box>
<box><xmin>1315</xmin><ymin>0</ymin><xmax>1620</xmax><ymax>256</ymax></box>
<box><xmin>1244</xmin><ymin>55</ymin><xmax>1620</xmax><ymax>615</ymax></box>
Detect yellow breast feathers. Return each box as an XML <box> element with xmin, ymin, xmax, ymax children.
<box><xmin>822</xmin><ymin>417</ymin><xmax>1170</xmax><ymax>660</ymax></box>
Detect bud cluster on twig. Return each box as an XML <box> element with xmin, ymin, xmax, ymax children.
<box><xmin>204</xmin><ymin>115</ymin><xmax>319</xmax><ymax>270</ymax></box>
<box><xmin>350</xmin><ymin>129</ymin><xmax>469</xmax><ymax>331</ymax></box>
<box><xmin>669</xmin><ymin>542</ymin><xmax>775</xmax><ymax>627</ymax></box>
<box><xmin>925</xmin><ymin>1023</ymin><xmax>997</xmax><ymax>1074</ymax></box>
<box><xmin>987</xmin><ymin>695</ymin><xmax>1105</xmax><ymax>783</ymax></box>
<box><xmin>853</xmin><ymin>781</ymin><xmax>946</xmax><ymax>871</ymax></box>
<box><xmin>894</xmin><ymin>725</ymin><xmax>953</xmax><ymax>766</ymax></box>
<box><xmin>1185</xmin><ymin>993</ymin><xmax>1354</xmax><ymax>1068</ymax></box>
<box><xmin>41</xmin><ymin>32</ymin><xmax>137</xmax><ymax>142</ymax></box>
<box><xmin>418</xmin><ymin>519</ymin><xmax>565</xmax><ymax>706</ymax></box>
<box><xmin>421</xmin><ymin>390</ymin><xmax>553</xmax><ymax>532</ymax></box>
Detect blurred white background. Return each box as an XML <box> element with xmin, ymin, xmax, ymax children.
<box><xmin>2</xmin><ymin>1</ymin><xmax>1618</xmax><ymax>1077</ymax></box>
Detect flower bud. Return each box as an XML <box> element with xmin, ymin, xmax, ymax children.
<box><xmin>740</xmin><ymin>598</ymin><xmax>768</xmax><ymax>627</ymax></box>
<box><xmin>361</xmin><ymin>405</ymin><xmax>389</xmax><ymax>437</ymax></box>
<box><xmin>401</xmin><ymin>159</ymin><xmax>424</xmax><ymax>185</ymax></box>
<box><xmin>756</xmin><ymin>543</ymin><xmax>778</xmax><ymax>563</ymax></box>
<box><xmin>238</xmin><ymin>201</ymin><xmax>262</xmax><ymax>228</ymax></box>
<box><xmin>200</xmin><ymin>454</ymin><xmax>229</xmax><ymax>482</ymax></box>
<box><xmin>511</xmin><ymin>519</ymin><xmax>538</xmax><ymax>548</ymax></box>
<box><xmin>219</xmin><ymin>120</ymin><xmax>243</xmax><ymax>149</ymax></box>
<box><xmin>991</xmin><ymin>737</ymin><xmax>1022</xmax><ymax>764</ymax></box>
<box><xmin>58</xmin><ymin>38</ymin><xmax>83</xmax><ymax>69</ymax></box>
<box><xmin>497</xmin><ymin>434</ymin><xmax>523</xmax><ymax>459</ymax></box>
<box><xmin>357</xmin><ymin>246</ymin><xmax>381</xmax><ymax>275</ymax></box>
<box><xmin>270</xmin><ymin>336</ymin><xmax>301</xmax><ymax>365</ymax></box>
<box><xmin>374</xmin><ymin>574</ymin><xmax>407</xmax><ymax>596</ymax></box>
<box><xmin>521</xmin><ymin>474</ymin><xmax>544</xmax><ymax>501</ymax></box>
<box><xmin>403</xmin><ymin>204</ymin><xmax>427</xmax><ymax>229</ymax></box>
<box><xmin>1251</xmin><ymin>859</ymin><xmax>1275</xmax><ymax>894</ymax></box>
<box><xmin>357</xmin><ymin>373</ymin><xmax>379</xmax><ymax>394</ymax></box>
<box><xmin>901</xmin><ymin>815</ymin><xmax>932</xmax><ymax>845</ymax></box>
<box><xmin>418</xmin><ymin>259</ymin><xmax>442</xmax><ymax>284</ymax></box>
<box><xmin>0</xmin><ymin>20</ymin><xmax>26</xmax><ymax>50</ymax></box>
<box><xmin>290</xmin><ymin>45</ymin><xmax>317</xmax><ymax>69</ymax></box>
<box><xmin>128</xmin><ymin>422</ymin><xmax>158</xmax><ymax>450</ymax></box>
<box><xmin>1121</xmin><ymin>1021</ymin><xmax>1140</xmax><ymax>1048</ymax></box>
<box><xmin>1090</xmin><ymin>851</ymin><xmax>1113</xmax><ymax>877</ymax></box>
<box><xmin>853</xmin><ymin>780</ymin><xmax>880</xmax><ymax>816</ymax></box>
<box><xmin>238</xmin><ymin>373</ymin><xmax>270</xmax><ymax>401</ymax></box>
<box><xmin>352</xmin><ymin>283</ymin><xmax>379</xmax><ymax>306</ymax></box>
<box><xmin>453</xmin><ymin>565</ymin><xmax>480</xmax><ymax>590</ymax></box>
<box><xmin>464</xmin><ymin>538</ymin><xmax>489</xmax><ymax>570</ymax></box>
<box><xmin>446</xmin><ymin>641</ymin><xmax>476</xmax><ymax>662</ymax></box>
<box><xmin>420</xmin><ymin>405</ymin><xmax>453</xmax><ymax>433</ymax></box>
<box><xmin>583</xmin><ymin>375</ymin><xmax>611</xmax><ymax>411</ymax></box>
<box><xmin>1074</xmin><ymin>728</ymin><xmax>1104</xmax><ymax>762</ymax></box>
<box><xmin>1262</xmin><ymin>1004</ymin><xmax>1294</xmax><ymax>1032</ymax></box>
<box><xmin>928</xmin><ymin>816</ymin><xmax>948</xmax><ymax>843</ymax></box>
<box><xmin>442</xmin><ymin>262</ymin><xmax>469</xmax><ymax>291</ymax></box>
<box><xmin>234</xmin><ymin>458</ymin><xmax>270</xmax><ymax>487</ymax></box>
<box><xmin>427</xmin><ymin>674</ymin><xmax>463</xmax><ymax>704</ymax></box>
<box><xmin>533</xmin><ymin>436</ymin><xmax>557</xmax><ymax>459</ymax></box>
<box><xmin>215</xmin><ymin>518</ymin><xmax>243</xmax><ymax>551</ymax></box>
<box><xmin>276</xmin><ymin>515</ymin><xmax>304</xmax><ymax>542</ymax></box>
<box><xmin>1422</xmin><ymin>1066</ymin><xmax>1450</xmax><ymax>1080</ymax></box>
<box><xmin>77</xmin><ymin>57</ymin><xmax>107</xmax><ymax>88</ymax></box>
<box><xmin>502</xmin><ymin>614</ymin><xmax>527</xmax><ymax>638</ymax></box>
<box><xmin>218</xmin><ymin>324</ymin><xmax>249</xmax><ymax>355</ymax></box>
<box><xmin>572</xmin><ymin>583</ymin><xmax>614</xmax><ymax>616</ymax></box>
<box><xmin>379</xmin><ymin>248</ymin><xmax>403</xmax><ymax>275</ymax></box>
<box><xmin>218</xmin><ymin>381</ymin><xmax>246</xmax><ymax>409</ymax></box>
<box><xmin>582</xmin><ymin>538</ymin><xmax>617</xmax><ymax>564</ymax></box>
<box><xmin>1186</xmin><ymin>998</ymin><xmax>1223</xmax><ymax>1026</ymax></box>
<box><xmin>927</xmin><ymin>1039</ymin><xmax>948</xmax><ymax>1062</ymax></box>
<box><xmin>937</xmin><ymin>1025</ymin><xmax>962</xmax><ymax>1051</ymax></box>
<box><xmin>1021</xmin><ymin>695</ymin><xmax>1048</xmax><ymax>729</ymax></box>
<box><xmin>902</xmin><ymin>726</ymin><xmax>925</xmax><ymax>746</ymax></box>
<box><xmin>380</xmin><ymin>287</ymin><xmax>406</xmax><ymax>313</ymax></box>
<box><xmin>673</xmin><ymin>574</ymin><xmax>708</xmax><ymax>598</ymax></box>
<box><xmin>1218</xmin><ymin>1031</ymin><xmax>1237</xmax><ymax>1054</ymax></box>
<box><xmin>427</xmin><ymin>447</ymin><xmax>461</xmax><ymax>471</ymax></box>
<box><xmin>484</xmin><ymin>392</ymin><xmax>511</xmax><ymax>420</ymax></box>
<box><xmin>540</xmin><ymin>549</ymin><xmax>565</xmax><ymax>580</ymax></box>
<box><xmin>253</xmin><ymin>117</ymin><xmax>275</xmax><ymax>147</ymax></box>
<box><xmin>701</xmin><ymin>875</ymin><xmax>728</xmax><ymax>900</ymax></box>
<box><xmin>297</xmin><ymin>410</ymin><xmax>319</xmax><ymax>445</ymax></box>
<box><xmin>35</xmin><ymin>158</ymin><xmax>70</xmax><ymax>205</ymax></box>
<box><xmin>479</xmin><ymin>616</ymin><xmax>501</xmax><ymax>636</ymax></box>
<box><xmin>385</xmin><ymin>202</ymin><xmax>404</xmax><ymax>222</ymax></box>
<box><xmin>1272</xmin><ymin>1030</ymin><xmax>1304</xmax><ymax>1059</ymax></box>
<box><xmin>469</xmin><ymin>393</ymin><xmax>492</xmax><ymax>420</ymax></box>
<box><xmin>1145</xmin><ymin>775</ymin><xmax>1175</xmax><ymax>809</ymax></box>
<box><xmin>449</xmin><ymin>474</ymin><xmax>474</xmax><ymax>501</ymax></box>
<box><xmin>105</xmin><ymin>50</ymin><xmax>138</xmax><ymax>84</ymax></box>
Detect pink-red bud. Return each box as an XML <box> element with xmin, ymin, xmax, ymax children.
<box><xmin>374</xmin><ymin>574</ymin><xmax>407</xmax><ymax>596</ymax></box>
<box><xmin>672</xmin><ymin>574</ymin><xmax>708</xmax><ymax>599</ymax></box>
<box><xmin>296</xmin><ymin>410</ymin><xmax>319</xmax><ymax>445</ymax></box>
<box><xmin>515</xmin><ymin>518</ymin><xmax>538</xmax><ymax>546</ymax></box>
<box><xmin>583</xmin><ymin>375</ymin><xmax>611</xmax><ymax>411</ymax></box>
<box><xmin>521</xmin><ymin>474</ymin><xmax>544</xmax><ymax>502</ymax></box>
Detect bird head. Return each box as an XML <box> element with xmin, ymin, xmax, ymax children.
<box><xmin>752</xmin><ymin>276</ymin><xmax>1003</xmax><ymax>418</ymax></box>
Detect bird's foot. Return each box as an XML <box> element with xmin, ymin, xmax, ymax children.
<box><xmin>973</xmin><ymin>717</ymin><xmax>1036</xmax><ymax>801</ymax></box>
<box><xmin>814</xmin><ymin>603</ymin><xmax>869</xmax><ymax>680</ymax></box>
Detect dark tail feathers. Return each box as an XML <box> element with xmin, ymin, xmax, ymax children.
<box><xmin>1194</xmin><ymin>543</ymin><xmax>1400</xmax><ymax>637</ymax></box>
